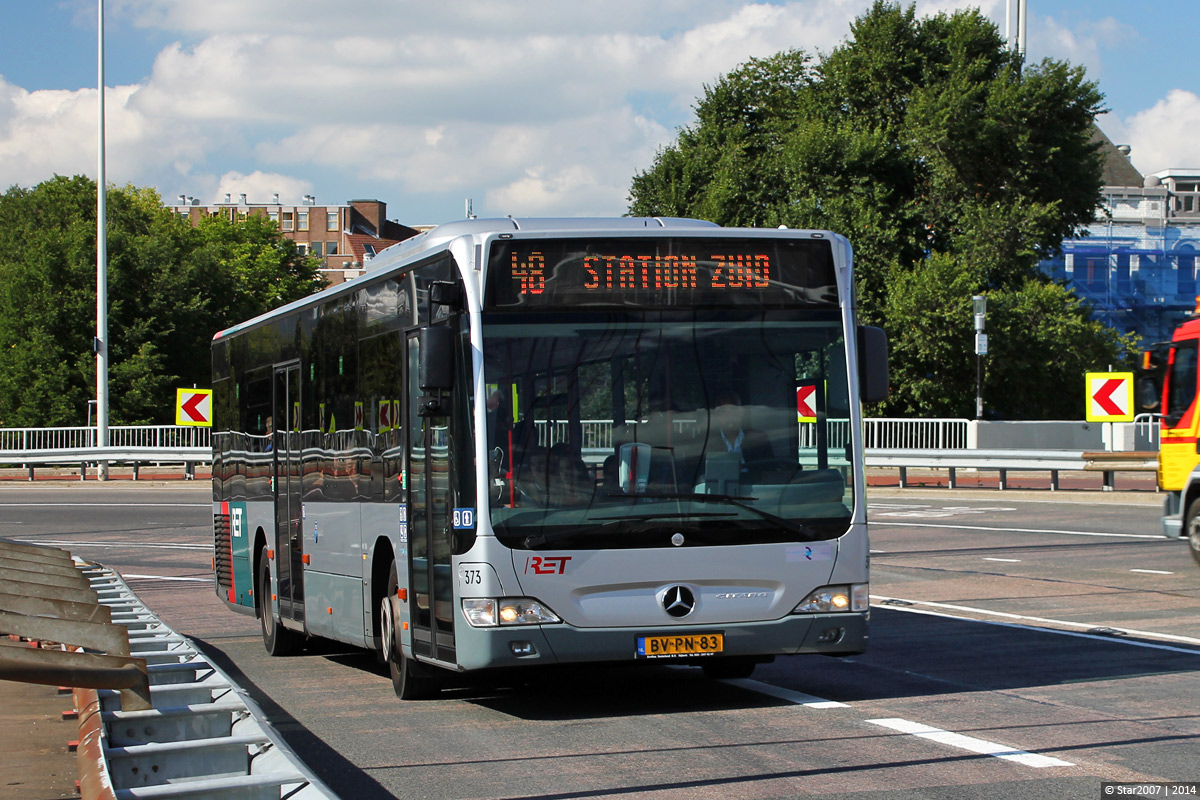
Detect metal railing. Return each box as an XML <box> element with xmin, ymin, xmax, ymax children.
<box><xmin>531</xmin><ymin>418</ymin><xmax>971</xmax><ymax>451</ymax></box>
<box><xmin>0</xmin><ymin>425</ymin><xmax>210</xmax><ymax>451</ymax></box>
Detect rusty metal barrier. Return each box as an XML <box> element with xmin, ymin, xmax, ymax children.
<box><xmin>0</xmin><ymin>537</ymin><xmax>336</xmax><ymax>799</ymax></box>
<box><xmin>0</xmin><ymin>539</ymin><xmax>151</xmax><ymax>711</ymax></box>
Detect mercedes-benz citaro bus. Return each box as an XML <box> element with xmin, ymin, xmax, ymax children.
<box><xmin>211</xmin><ymin>217</ymin><xmax>889</xmax><ymax>699</ymax></box>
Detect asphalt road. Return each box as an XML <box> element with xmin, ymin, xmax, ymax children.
<box><xmin>3</xmin><ymin>483</ymin><xmax>1197</xmax><ymax>800</ymax></box>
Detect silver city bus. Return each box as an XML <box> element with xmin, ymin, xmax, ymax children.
<box><xmin>211</xmin><ymin>217</ymin><xmax>888</xmax><ymax>699</ymax></box>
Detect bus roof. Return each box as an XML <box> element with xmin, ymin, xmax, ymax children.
<box><xmin>371</xmin><ymin>217</ymin><xmax>719</xmax><ymax>269</ymax></box>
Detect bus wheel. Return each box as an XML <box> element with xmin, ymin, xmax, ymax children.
<box><xmin>382</xmin><ymin>560</ymin><xmax>439</xmax><ymax>700</ymax></box>
<box><xmin>258</xmin><ymin>546</ymin><xmax>301</xmax><ymax>657</ymax></box>
<box><xmin>1188</xmin><ymin>499</ymin><xmax>1200</xmax><ymax>567</ymax></box>
<box><xmin>701</xmin><ymin>658</ymin><xmax>757</xmax><ymax>680</ymax></box>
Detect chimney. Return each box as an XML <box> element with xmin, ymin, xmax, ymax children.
<box><xmin>272</xmin><ymin>193</ymin><xmax>279</xmax><ymax>205</ymax></box>
<box><xmin>239</xmin><ymin>193</ymin><xmax>248</xmax><ymax>205</ymax></box>
<box><xmin>223</xmin><ymin>193</ymin><xmax>231</xmax><ymax>204</ymax></box>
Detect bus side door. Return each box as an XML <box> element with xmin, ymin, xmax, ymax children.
<box><xmin>273</xmin><ymin>362</ymin><xmax>305</xmax><ymax>624</ymax></box>
<box><xmin>406</xmin><ymin>332</ymin><xmax>457</xmax><ymax>664</ymax></box>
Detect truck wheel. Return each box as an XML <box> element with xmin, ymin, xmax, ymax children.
<box><xmin>1187</xmin><ymin>499</ymin><xmax>1200</xmax><ymax>567</ymax></box>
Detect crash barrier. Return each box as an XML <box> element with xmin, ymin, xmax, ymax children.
<box><xmin>0</xmin><ymin>539</ymin><xmax>336</xmax><ymax>800</ymax></box>
<box><xmin>866</xmin><ymin>449</ymin><xmax>1159</xmax><ymax>490</ymax></box>
<box><xmin>0</xmin><ymin>418</ymin><xmax>1163</xmax><ymax>486</ymax></box>
<box><xmin>0</xmin><ymin>446</ymin><xmax>210</xmax><ymax>481</ymax></box>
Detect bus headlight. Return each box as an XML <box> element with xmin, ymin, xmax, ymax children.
<box><xmin>462</xmin><ymin>598</ymin><xmax>562</xmax><ymax>627</ymax></box>
<box><xmin>792</xmin><ymin>583</ymin><xmax>869</xmax><ymax>614</ymax></box>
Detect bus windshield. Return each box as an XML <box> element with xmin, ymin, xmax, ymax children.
<box><xmin>481</xmin><ymin>310</ymin><xmax>854</xmax><ymax>550</ymax></box>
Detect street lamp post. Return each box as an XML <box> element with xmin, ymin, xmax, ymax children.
<box><xmin>96</xmin><ymin>0</ymin><xmax>109</xmax><ymax>479</ymax></box>
<box><xmin>973</xmin><ymin>295</ymin><xmax>988</xmax><ymax>419</ymax></box>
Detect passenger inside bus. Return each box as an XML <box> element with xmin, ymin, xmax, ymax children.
<box><xmin>548</xmin><ymin>442</ymin><xmax>593</xmax><ymax>506</ymax></box>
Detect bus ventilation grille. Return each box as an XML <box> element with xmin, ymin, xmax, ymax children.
<box><xmin>214</xmin><ymin>512</ymin><xmax>233</xmax><ymax>590</ymax></box>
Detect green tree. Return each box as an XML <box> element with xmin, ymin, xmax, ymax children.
<box><xmin>0</xmin><ymin>176</ymin><xmax>325</xmax><ymax>426</ymax></box>
<box><xmin>629</xmin><ymin>1</ymin><xmax>1132</xmax><ymax>418</ymax></box>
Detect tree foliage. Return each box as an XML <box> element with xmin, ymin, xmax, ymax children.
<box><xmin>629</xmin><ymin>0</ymin><xmax>1135</xmax><ymax>418</ymax></box>
<box><xmin>0</xmin><ymin>175</ymin><xmax>325</xmax><ymax>426</ymax></box>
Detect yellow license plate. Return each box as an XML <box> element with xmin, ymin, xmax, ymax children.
<box><xmin>637</xmin><ymin>633</ymin><xmax>724</xmax><ymax>658</ymax></box>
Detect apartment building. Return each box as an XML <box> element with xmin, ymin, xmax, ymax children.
<box><xmin>168</xmin><ymin>194</ymin><xmax>420</xmax><ymax>285</ymax></box>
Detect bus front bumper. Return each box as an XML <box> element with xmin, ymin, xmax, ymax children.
<box><xmin>453</xmin><ymin>612</ymin><xmax>867</xmax><ymax>671</ymax></box>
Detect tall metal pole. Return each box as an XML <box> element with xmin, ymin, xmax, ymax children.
<box><xmin>96</xmin><ymin>0</ymin><xmax>109</xmax><ymax>478</ymax></box>
<box><xmin>1018</xmin><ymin>0</ymin><xmax>1028</xmax><ymax>61</ymax></box>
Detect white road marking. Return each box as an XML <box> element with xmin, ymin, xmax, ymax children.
<box><xmin>15</xmin><ymin>539</ymin><xmax>209</xmax><ymax>551</ymax></box>
<box><xmin>872</xmin><ymin>595</ymin><xmax>1200</xmax><ymax>652</ymax></box>
<box><xmin>866</xmin><ymin>718</ymin><xmax>1074</xmax><ymax>768</ymax></box>
<box><xmin>1130</xmin><ymin>569</ymin><xmax>1174</xmax><ymax>575</ymax></box>
<box><xmin>982</xmin><ymin>557</ymin><xmax>1021</xmax><ymax>562</ymax></box>
<box><xmin>721</xmin><ymin>678</ymin><xmax>849</xmax><ymax>708</ymax></box>
<box><xmin>0</xmin><ymin>502</ymin><xmax>207</xmax><ymax>508</ymax></box>
<box><xmin>870</xmin><ymin>520</ymin><xmax>1161</xmax><ymax>539</ymax></box>
<box><xmin>123</xmin><ymin>574</ymin><xmax>211</xmax><ymax>583</ymax></box>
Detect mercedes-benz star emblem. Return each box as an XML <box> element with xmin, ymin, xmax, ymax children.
<box><xmin>663</xmin><ymin>585</ymin><xmax>695</xmax><ymax>618</ymax></box>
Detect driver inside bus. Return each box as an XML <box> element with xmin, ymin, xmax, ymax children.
<box><xmin>712</xmin><ymin>391</ymin><xmax>771</xmax><ymax>474</ymax></box>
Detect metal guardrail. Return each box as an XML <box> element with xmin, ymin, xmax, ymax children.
<box><xmin>0</xmin><ymin>538</ymin><xmax>337</xmax><ymax>800</ymax></box>
<box><xmin>0</xmin><ymin>446</ymin><xmax>210</xmax><ymax>481</ymax></box>
<box><xmin>0</xmin><ymin>426</ymin><xmax>211</xmax><ymax>451</ymax></box>
<box><xmin>0</xmin><ymin>420</ymin><xmax>1162</xmax><ymax>489</ymax></box>
<box><xmin>866</xmin><ymin>448</ymin><xmax>1158</xmax><ymax>490</ymax></box>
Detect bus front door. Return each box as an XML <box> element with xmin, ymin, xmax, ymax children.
<box><xmin>272</xmin><ymin>363</ymin><xmax>304</xmax><ymax>625</ymax></box>
<box><xmin>407</xmin><ymin>333</ymin><xmax>456</xmax><ymax>665</ymax></box>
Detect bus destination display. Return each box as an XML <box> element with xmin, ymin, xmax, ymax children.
<box><xmin>485</xmin><ymin>237</ymin><xmax>837</xmax><ymax>309</ymax></box>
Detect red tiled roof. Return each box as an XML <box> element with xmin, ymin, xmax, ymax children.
<box><xmin>346</xmin><ymin>233</ymin><xmax>403</xmax><ymax>263</ymax></box>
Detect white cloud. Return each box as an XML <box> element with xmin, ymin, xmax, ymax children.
<box><xmin>211</xmin><ymin>171</ymin><xmax>313</xmax><ymax>206</ymax></box>
<box><xmin>13</xmin><ymin>0</ymin><xmax>1138</xmax><ymax>222</ymax></box>
<box><xmin>1109</xmin><ymin>91</ymin><xmax>1200</xmax><ymax>175</ymax></box>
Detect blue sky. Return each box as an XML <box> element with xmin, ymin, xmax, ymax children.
<box><xmin>1</xmin><ymin>0</ymin><xmax>1197</xmax><ymax>225</ymax></box>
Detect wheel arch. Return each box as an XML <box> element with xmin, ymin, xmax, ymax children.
<box><xmin>252</xmin><ymin>526</ymin><xmax>269</xmax><ymax>618</ymax></box>
<box><xmin>370</xmin><ymin>536</ymin><xmax>397</xmax><ymax>647</ymax></box>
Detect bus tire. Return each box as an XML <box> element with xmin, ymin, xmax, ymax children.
<box><xmin>701</xmin><ymin>657</ymin><xmax>757</xmax><ymax>680</ymax></box>
<box><xmin>1187</xmin><ymin>499</ymin><xmax>1200</xmax><ymax>567</ymax></box>
<box><xmin>382</xmin><ymin>559</ymin><xmax>439</xmax><ymax>700</ymax></box>
<box><xmin>258</xmin><ymin>545</ymin><xmax>302</xmax><ymax>657</ymax></box>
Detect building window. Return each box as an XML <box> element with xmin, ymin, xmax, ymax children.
<box><xmin>296</xmin><ymin>242</ymin><xmax>309</xmax><ymax>255</ymax></box>
<box><xmin>282</xmin><ymin>211</ymin><xmax>294</xmax><ymax>232</ymax></box>
<box><xmin>327</xmin><ymin>211</ymin><xmax>338</xmax><ymax>231</ymax></box>
<box><xmin>328</xmin><ymin>241</ymin><xmax>338</xmax><ymax>256</ymax></box>
<box><xmin>298</xmin><ymin>211</ymin><xmax>309</xmax><ymax>231</ymax></box>
<box><xmin>312</xmin><ymin>241</ymin><xmax>323</xmax><ymax>257</ymax></box>
<box><xmin>268</xmin><ymin>209</ymin><xmax>279</xmax><ymax>226</ymax></box>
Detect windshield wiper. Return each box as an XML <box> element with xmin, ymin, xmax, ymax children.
<box><xmin>626</xmin><ymin>492</ymin><xmax>827</xmax><ymax>541</ymax></box>
<box><xmin>522</xmin><ymin>511</ymin><xmax>737</xmax><ymax>549</ymax></box>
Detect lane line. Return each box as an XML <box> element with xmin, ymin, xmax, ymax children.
<box><xmin>0</xmin><ymin>503</ymin><xmax>207</xmax><ymax>508</ymax></box>
<box><xmin>721</xmin><ymin>678</ymin><xmax>849</xmax><ymax>708</ymax></box>
<box><xmin>866</xmin><ymin>718</ymin><xmax>1074</xmax><ymax>768</ymax></box>
<box><xmin>123</xmin><ymin>574</ymin><xmax>212</xmax><ymax>583</ymax></box>
<box><xmin>1130</xmin><ymin>569</ymin><xmax>1174</xmax><ymax>575</ymax></box>
<box><xmin>14</xmin><ymin>539</ymin><xmax>209</xmax><ymax>551</ymax></box>
<box><xmin>982</xmin><ymin>557</ymin><xmax>1021</xmax><ymax>562</ymax></box>
<box><xmin>872</xmin><ymin>595</ymin><xmax>1200</xmax><ymax>652</ymax></box>
<box><xmin>870</xmin><ymin>520</ymin><xmax>1162</xmax><ymax>539</ymax></box>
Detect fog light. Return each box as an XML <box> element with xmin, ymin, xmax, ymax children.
<box><xmin>816</xmin><ymin>627</ymin><xmax>845</xmax><ymax>644</ymax></box>
<box><xmin>509</xmin><ymin>641</ymin><xmax>537</xmax><ymax>656</ymax></box>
